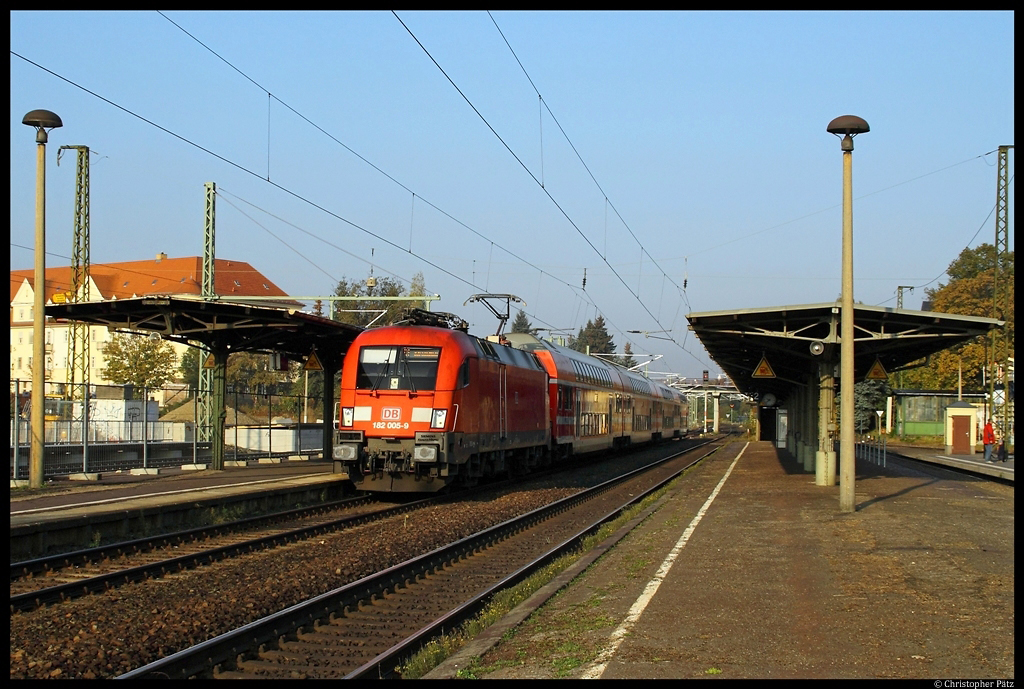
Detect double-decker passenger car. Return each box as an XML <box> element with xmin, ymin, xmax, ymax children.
<box><xmin>503</xmin><ymin>333</ymin><xmax>689</xmax><ymax>459</ymax></box>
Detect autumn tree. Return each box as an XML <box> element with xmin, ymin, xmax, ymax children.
<box><xmin>901</xmin><ymin>244</ymin><xmax>1014</xmax><ymax>391</ymax></box>
<box><xmin>100</xmin><ymin>333</ymin><xmax>178</xmax><ymax>394</ymax></box>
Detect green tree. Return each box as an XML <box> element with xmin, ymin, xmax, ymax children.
<box><xmin>510</xmin><ymin>309</ymin><xmax>536</xmax><ymax>334</ymax></box>
<box><xmin>854</xmin><ymin>379</ymin><xmax>892</xmax><ymax>433</ymax></box>
<box><xmin>901</xmin><ymin>244</ymin><xmax>1014</xmax><ymax>391</ymax></box>
<box><xmin>179</xmin><ymin>347</ymin><xmax>200</xmax><ymax>390</ymax></box>
<box><xmin>947</xmin><ymin>244</ymin><xmax>1000</xmax><ymax>282</ymax></box>
<box><xmin>331</xmin><ymin>272</ymin><xmax>429</xmax><ymax>327</ymax></box>
<box><xmin>569</xmin><ymin>315</ymin><xmax>615</xmax><ymax>356</ymax></box>
<box><xmin>100</xmin><ymin>333</ymin><xmax>178</xmax><ymax>394</ymax></box>
<box><xmin>227</xmin><ymin>351</ymin><xmax>287</xmax><ymax>395</ymax></box>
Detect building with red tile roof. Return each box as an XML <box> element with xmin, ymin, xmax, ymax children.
<box><xmin>10</xmin><ymin>254</ymin><xmax>299</xmax><ymax>389</ymax></box>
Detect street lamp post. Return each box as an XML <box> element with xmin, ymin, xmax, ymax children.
<box><xmin>828</xmin><ymin>115</ymin><xmax>869</xmax><ymax>513</ymax></box>
<box><xmin>23</xmin><ymin>109</ymin><xmax>63</xmax><ymax>489</ymax></box>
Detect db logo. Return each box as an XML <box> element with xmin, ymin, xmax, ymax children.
<box><xmin>381</xmin><ymin>407</ymin><xmax>402</xmax><ymax>421</ymax></box>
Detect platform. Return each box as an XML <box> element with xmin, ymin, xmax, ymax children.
<box><xmin>885</xmin><ymin>443</ymin><xmax>1013</xmax><ymax>481</ymax></box>
<box><xmin>437</xmin><ymin>440</ymin><xmax>1015</xmax><ymax>679</ymax></box>
<box><xmin>10</xmin><ymin>460</ymin><xmax>348</xmax><ymax>560</ymax></box>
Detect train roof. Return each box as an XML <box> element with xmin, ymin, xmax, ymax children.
<box><xmin>504</xmin><ymin>333</ymin><xmax>684</xmax><ymax>401</ymax></box>
<box><xmin>356</xmin><ymin>324</ymin><xmax>543</xmax><ymax>372</ymax></box>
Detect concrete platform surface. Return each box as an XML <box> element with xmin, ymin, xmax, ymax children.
<box><xmin>453</xmin><ymin>440</ymin><xmax>1014</xmax><ymax>679</ymax></box>
<box><xmin>9</xmin><ymin>460</ymin><xmax>342</xmax><ymax>529</ymax></box>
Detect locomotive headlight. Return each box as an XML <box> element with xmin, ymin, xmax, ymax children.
<box><xmin>341</xmin><ymin>407</ymin><xmax>354</xmax><ymax>427</ymax></box>
<box><xmin>414</xmin><ymin>445</ymin><xmax>438</xmax><ymax>461</ymax></box>
<box><xmin>430</xmin><ymin>409</ymin><xmax>448</xmax><ymax>429</ymax></box>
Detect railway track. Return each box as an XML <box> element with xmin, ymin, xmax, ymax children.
<box><xmin>9</xmin><ymin>495</ymin><xmax>430</xmax><ymax>612</ymax></box>
<box><xmin>118</xmin><ymin>439</ymin><xmax>723</xmax><ymax>679</ymax></box>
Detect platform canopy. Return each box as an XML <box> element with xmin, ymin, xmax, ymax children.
<box><xmin>46</xmin><ymin>295</ymin><xmax>363</xmax><ymax>363</ymax></box>
<box><xmin>686</xmin><ymin>302</ymin><xmax>1002</xmax><ymax>404</ymax></box>
<box><xmin>47</xmin><ymin>295</ymin><xmax>365</xmax><ymax>470</ymax></box>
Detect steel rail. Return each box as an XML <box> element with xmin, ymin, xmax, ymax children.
<box><xmin>346</xmin><ymin>440</ymin><xmax>723</xmax><ymax>679</ymax></box>
<box><xmin>10</xmin><ymin>495</ymin><xmax>441</xmax><ymax>613</ymax></box>
<box><xmin>11</xmin><ymin>495</ymin><xmax>374</xmax><ymax>582</ymax></box>
<box><xmin>117</xmin><ymin>438</ymin><xmax>720</xmax><ymax>679</ymax></box>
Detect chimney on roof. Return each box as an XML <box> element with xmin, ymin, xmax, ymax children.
<box><xmin>156</xmin><ymin>252</ymin><xmax>167</xmax><ymax>261</ymax></box>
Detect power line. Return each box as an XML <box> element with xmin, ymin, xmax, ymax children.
<box><xmin>874</xmin><ymin>171</ymin><xmax>1014</xmax><ymax>306</ymax></box>
<box><xmin>152</xmin><ymin>12</ymin><xmax>619</xmax><ymax>339</ymax></box>
<box><xmin>394</xmin><ymin>12</ymin><xmax>710</xmax><ymax>369</ymax></box>
<box><xmin>667</xmin><ymin>150</ymin><xmax>1000</xmax><ymax>262</ymax></box>
<box><xmin>156</xmin><ymin>10</ymin><xmax>696</xmax><ymax>363</ymax></box>
<box><xmin>10</xmin><ymin>38</ymin><xmax>709</xmax><ymax>371</ymax></box>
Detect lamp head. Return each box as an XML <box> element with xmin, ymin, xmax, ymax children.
<box><xmin>22</xmin><ymin>109</ymin><xmax>63</xmax><ymax>144</ymax></box>
<box><xmin>827</xmin><ymin>115</ymin><xmax>869</xmax><ymax>152</ymax></box>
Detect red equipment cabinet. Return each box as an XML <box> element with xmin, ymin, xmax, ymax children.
<box><xmin>334</xmin><ymin>324</ymin><xmax>549</xmax><ymax>492</ymax></box>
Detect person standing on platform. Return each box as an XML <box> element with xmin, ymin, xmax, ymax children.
<box><xmin>983</xmin><ymin>420</ymin><xmax>996</xmax><ymax>463</ymax></box>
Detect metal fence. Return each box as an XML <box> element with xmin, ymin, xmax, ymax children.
<box><xmin>856</xmin><ymin>434</ymin><xmax>888</xmax><ymax>467</ymax></box>
<box><xmin>10</xmin><ymin>380</ymin><xmax>327</xmax><ymax>480</ymax></box>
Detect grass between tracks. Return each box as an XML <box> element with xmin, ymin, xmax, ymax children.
<box><xmin>396</xmin><ymin>485</ymin><xmax>670</xmax><ymax>679</ymax></box>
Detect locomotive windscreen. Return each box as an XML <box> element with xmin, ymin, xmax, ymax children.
<box><xmin>355</xmin><ymin>346</ymin><xmax>442</xmax><ymax>392</ymax></box>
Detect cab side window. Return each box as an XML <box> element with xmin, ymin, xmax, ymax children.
<box><xmin>458</xmin><ymin>357</ymin><xmax>472</xmax><ymax>388</ymax></box>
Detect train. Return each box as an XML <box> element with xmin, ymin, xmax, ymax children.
<box><xmin>332</xmin><ymin>309</ymin><xmax>691</xmax><ymax>492</ymax></box>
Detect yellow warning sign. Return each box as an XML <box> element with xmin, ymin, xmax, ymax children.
<box><xmin>752</xmin><ymin>356</ymin><xmax>776</xmax><ymax>378</ymax></box>
<box><xmin>865</xmin><ymin>358</ymin><xmax>888</xmax><ymax>380</ymax></box>
<box><xmin>304</xmin><ymin>350</ymin><xmax>323</xmax><ymax>371</ymax></box>
<box><xmin>202</xmin><ymin>353</ymin><xmax>216</xmax><ymax>369</ymax></box>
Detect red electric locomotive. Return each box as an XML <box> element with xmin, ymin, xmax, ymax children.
<box><xmin>333</xmin><ymin>309</ymin><xmax>690</xmax><ymax>493</ymax></box>
<box><xmin>333</xmin><ymin>311</ymin><xmax>549</xmax><ymax>492</ymax></box>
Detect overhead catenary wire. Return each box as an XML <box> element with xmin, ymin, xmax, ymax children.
<box><xmin>151</xmin><ymin>12</ymin><xmax>622</xmax><ymax>339</ymax></box>
<box><xmin>17</xmin><ymin>18</ymin><xmax>1000</xmax><ymax>373</ymax></box>
<box><xmin>400</xmin><ymin>11</ymin><xmax>708</xmax><ymax>367</ymax></box>
<box><xmin>874</xmin><ymin>175</ymin><xmax>1013</xmax><ymax>306</ymax></box>
<box><xmin>12</xmin><ymin>51</ymin><xmax>615</xmax><ymax>339</ymax></box>
<box><xmin>394</xmin><ymin>14</ymin><xmax>694</xmax><ymax>357</ymax></box>
<box><xmin>150</xmin><ymin>12</ymin><xmax>660</xmax><ymax>359</ymax></box>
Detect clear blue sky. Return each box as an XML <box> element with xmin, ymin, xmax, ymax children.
<box><xmin>10</xmin><ymin>11</ymin><xmax>1014</xmax><ymax>379</ymax></box>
